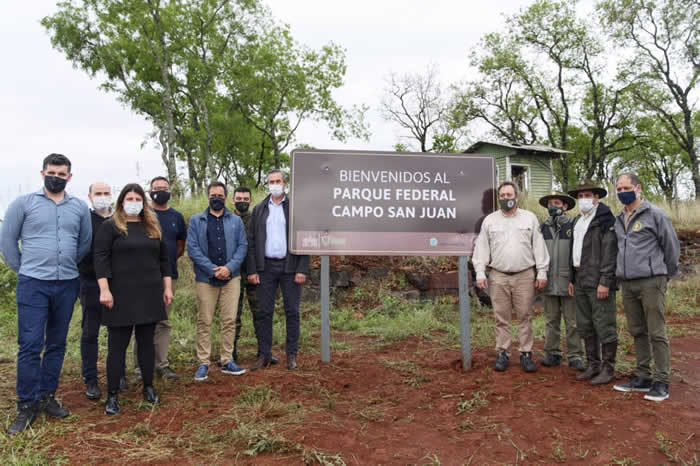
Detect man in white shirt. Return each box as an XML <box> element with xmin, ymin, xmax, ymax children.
<box><xmin>567</xmin><ymin>180</ymin><xmax>618</xmax><ymax>386</ymax></box>
<box><xmin>473</xmin><ymin>182</ymin><xmax>550</xmax><ymax>373</ymax></box>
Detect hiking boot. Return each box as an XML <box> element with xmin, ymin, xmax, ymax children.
<box><xmin>85</xmin><ymin>381</ymin><xmax>102</xmax><ymax>400</ymax></box>
<box><xmin>541</xmin><ymin>353</ymin><xmax>561</xmax><ymax>367</ymax></box>
<box><xmin>644</xmin><ymin>381</ymin><xmax>670</xmax><ymax>402</ymax></box>
<box><xmin>568</xmin><ymin>359</ymin><xmax>585</xmax><ymax>371</ymax></box>
<box><xmin>577</xmin><ymin>336</ymin><xmax>601</xmax><ymax>381</ymax></box>
<box><xmin>591</xmin><ymin>341</ymin><xmax>617</xmax><ymax>385</ymax></box>
<box><xmin>520</xmin><ymin>352</ymin><xmax>537</xmax><ymax>373</ymax></box>
<box><xmin>41</xmin><ymin>393</ymin><xmax>69</xmax><ymax>418</ymax></box>
<box><xmin>287</xmin><ymin>355</ymin><xmax>298</xmax><ymax>371</ymax></box>
<box><xmin>493</xmin><ymin>351</ymin><xmax>509</xmax><ymax>372</ymax></box>
<box><xmin>250</xmin><ymin>356</ymin><xmax>271</xmax><ymax>371</ymax></box>
<box><xmin>221</xmin><ymin>361</ymin><xmax>246</xmax><ymax>376</ymax></box>
<box><xmin>143</xmin><ymin>386</ymin><xmax>160</xmax><ymax>405</ymax></box>
<box><xmin>156</xmin><ymin>366</ymin><xmax>180</xmax><ymax>380</ymax></box>
<box><xmin>118</xmin><ymin>376</ymin><xmax>130</xmax><ymax>393</ymax></box>
<box><xmin>614</xmin><ymin>376</ymin><xmax>653</xmax><ymax>393</ymax></box>
<box><xmin>270</xmin><ymin>355</ymin><xmax>280</xmax><ymax>365</ymax></box>
<box><xmin>7</xmin><ymin>402</ymin><xmax>39</xmax><ymax>435</ymax></box>
<box><xmin>194</xmin><ymin>364</ymin><xmax>209</xmax><ymax>381</ymax></box>
<box><xmin>105</xmin><ymin>392</ymin><xmax>120</xmax><ymax>415</ymax></box>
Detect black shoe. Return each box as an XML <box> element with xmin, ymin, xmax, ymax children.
<box><xmin>143</xmin><ymin>386</ymin><xmax>160</xmax><ymax>405</ymax></box>
<box><xmin>270</xmin><ymin>355</ymin><xmax>280</xmax><ymax>365</ymax></box>
<box><xmin>520</xmin><ymin>352</ymin><xmax>537</xmax><ymax>373</ymax></box>
<box><xmin>156</xmin><ymin>367</ymin><xmax>179</xmax><ymax>380</ymax></box>
<box><xmin>287</xmin><ymin>355</ymin><xmax>297</xmax><ymax>371</ymax></box>
<box><xmin>568</xmin><ymin>359</ymin><xmax>585</xmax><ymax>371</ymax></box>
<box><xmin>41</xmin><ymin>393</ymin><xmax>70</xmax><ymax>418</ymax></box>
<box><xmin>614</xmin><ymin>376</ymin><xmax>653</xmax><ymax>393</ymax></box>
<box><xmin>541</xmin><ymin>353</ymin><xmax>561</xmax><ymax>367</ymax></box>
<box><xmin>105</xmin><ymin>393</ymin><xmax>120</xmax><ymax>415</ymax></box>
<box><xmin>644</xmin><ymin>381</ymin><xmax>670</xmax><ymax>402</ymax></box>
<box><xmin>86</xmin><ymin>381</ymin><xmax>102</xmax><ymax>400</ymax></box>
<box><xmin>7</xmin><ymin>403</ymin><xmax>39</xmax><ymax>435</ymax></box>
<box><xmin>118</xmin><ymin>376</ymin><xmax>130</xmax><ymax>393</ymax></box>
<box><xmin>250</xmin><ymin>355</ymin><xmax>272</xmax><ymax>371</ymax></box>
<box><xmin>493</xmin><ymin>351</ymin><xmax>509</xmax><ymax>372</ymax></box>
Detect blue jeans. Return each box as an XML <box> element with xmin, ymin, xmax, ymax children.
<box><xmin>16</xmin><ymin>275</ymin><xmax>79</xmax><ymax>406</ymax></box>
<box><xmin>257</xmin><ymin>259</ymin><xmax>301</xmax><ymax>358</ymax></box>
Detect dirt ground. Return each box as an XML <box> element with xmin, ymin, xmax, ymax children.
<box><xmin>40</xmin><ymin>317</ymin><xmax>700</xmax><ymax>465</ymax></box>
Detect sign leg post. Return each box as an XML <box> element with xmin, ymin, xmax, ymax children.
<box><xmin>321</xmin><ymin>255</ymin><xmax>331</xmax><ymax>363</ymax></box>
<box><xmin>458</xmin><ymin>256</ymin><xmax>471</xmax><ymax>370</ymax></box>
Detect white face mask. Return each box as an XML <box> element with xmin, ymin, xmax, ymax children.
<box><xmin>579</xmin><ymin>198</ymin><xmax>595</xmax><ymax>214</ymax></box>
<box><xmin>92</xmin><ymin>196</ymin><xmax>112</xmax><ymax>211</ymax></box>
<box><xmin>123</xmin><ymin>201</ymin><xmax>143</xmax><ymax>217</ymax></box>
<box><xmin>269</xmin><ymin>184</ymin><xmax>284</xmax><ymax>197</ymax></box>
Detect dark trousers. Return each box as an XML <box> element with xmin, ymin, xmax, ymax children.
<box><xmin>257</xmin><ymin>258</ymin><xmax>301</xmax><ymax>359</ymax></box>
<box><xmin>234</xmin><ymin>281</ymin><xmax>260</xmax><ymax>356</ymax></box>
<box><xmin>107</xmin><ymin>323</ymin><xmax>156</xmax><ymax>393</ymax></box>
<box><xmin>16</xmin><ymin>275</ymin><xmax>79</xmax><ymax>406</ymax></box>
<box><xmin>79</xmin><ymin>279</ymin><xmax>103</xmax><ymax>384</ymax></box>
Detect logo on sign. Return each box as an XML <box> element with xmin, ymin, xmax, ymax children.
<box><xmin>429</xmin><ymin>238</ymin><xmax>439</xmax><ymax>246</ymax></box>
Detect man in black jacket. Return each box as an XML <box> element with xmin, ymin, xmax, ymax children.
<box><xmin>78</xmin><ymin>182</ymin><xmax>113</xmax><ymax>400</ymax></box>
<box><xmin>568</xmin><ymin>180</ymin><xmax>618</xmax><ymax>385</ymax></box>
<box><xmin>247</xmin><ymin>169</ymin><xmax>310</xmax><ymax>371</ymax></box>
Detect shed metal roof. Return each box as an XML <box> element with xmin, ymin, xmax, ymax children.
<box><xmin>465</xmin><ymin>140</ymin><xmax>572</xmax><ymax>155</ymax></box>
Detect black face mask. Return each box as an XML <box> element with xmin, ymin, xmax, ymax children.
<box><xmin>209</xmin><ymin>197</ymin><xmax>226</xmax><ymax>211</ymax></box>
<box><xmin>235</xmin><ymin>202</ymin><xmax>250</xmax><ymax>213</ymax></box>
<box><xmin>151</xmin><ymin>191</ymin><xmax>171</xmax><ymax>205</ymax></box>
<box><xmin>499</xmin><ymin>198</ymin><xmax>517</xmax><ymax>211</ymax></box>
<box><xmin>44</xmin><ymin>175</ymin><xmax>67</xmax><ymax>194</ymax></box>
<box><xmin>548</xmin><ymin>206</ymin><xmax>563</xmax><ymax>218</ymax></box>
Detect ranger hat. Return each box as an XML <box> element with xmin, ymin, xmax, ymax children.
<box><xmin>567</xmin><ymin>179</ymin><xmax>607</xmax><ymax>199</ymax></box>
<box><xmin>538</xmin><ymin>191</ymin><xmax>576</xmax><ymax>210</ymax></box>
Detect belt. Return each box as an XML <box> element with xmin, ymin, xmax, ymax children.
<box><xmin>265</xmin><ymin>257</ymin><xmax>286</xmax><ymax>262</ymax></box>
<box><xmin>493</xmin><ymin>268</ymin><xmax>530</xmax><ymax>276</ymax></box>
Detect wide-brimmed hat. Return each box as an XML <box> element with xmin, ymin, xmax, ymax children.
<box><xmin>539</xmin><ymin>191</ymin><xmax>576</xmax><ymax>210</ymax></box>
<box><xmin>567</xmin><ymin>180</ymin><xmax>607</xmax><ymax>199</ymax></box>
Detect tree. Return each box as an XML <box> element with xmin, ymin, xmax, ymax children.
<box><xmin>380</xmin><ymin>66</ymin><xmax>462</xmax><ymax>152</ymax></box>
<box><xmin>226</xmin><ymin>24</ymin><xmax>369</xmax><ymax>169</ymax></box>
<box><xmin>598</xmin><ymin>0</ymin><xmax>700</xmax><ymax>197</ymax></box>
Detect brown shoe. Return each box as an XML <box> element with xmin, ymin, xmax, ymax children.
<box><xmin>287</xmin><ymin>355</ymin><xmax>297</xmax><ymax>371</ymax></box>
<box><xmin>250</xmin><ymin>356</ymin><xmax>271</xmax><ymax>371</ymax></box>
<box><xmin>591</xmin><ymin>341</ymin><xmax>617</xmax><ymax>385</ymax></box>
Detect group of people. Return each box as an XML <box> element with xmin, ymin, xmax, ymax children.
<box><xmin>472</xmin><ymin>176</ymin><xmax>680</xmax><ymax>403</ymax></box>
<box><xmin>0</xmin><ymin>153</ymin><xmax>683</xmax><ymax>436</ymax></box>
<box><xmin>0</xmin><ymin>154</ymin><xmax>308</xmax><ymax>434</ymax></box>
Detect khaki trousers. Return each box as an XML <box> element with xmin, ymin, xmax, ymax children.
<box><xmin>133</xmin><ymin>279</ymin><xmax>176</xmax><ymax>370</ymax></box>
<box><xmin>489</xmin><ymin>268</ymin><xmax>536</xmax><ymax>354</ymax></box>
<box><xmin>195</xmin><ymin>278</ymin><xmax>240</xmax><ymax>365</ymax></box>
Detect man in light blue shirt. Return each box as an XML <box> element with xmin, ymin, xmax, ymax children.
<box><xmin>0</xmin><ymin>153</ymin><xmax>91</xmax><ymax>435</ymax></box>
<box><xmin>247</xmin><ymin>169</ymin><xmax>309</xmax><ymax>371</ymax></box>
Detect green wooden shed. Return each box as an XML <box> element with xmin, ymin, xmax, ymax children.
<box><xmin>464</xmin><ymin>141</ymin><xmax>570</xmax><ymax>199</ymax></box>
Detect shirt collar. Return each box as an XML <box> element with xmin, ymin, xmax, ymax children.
<box><xmin>268</xmin><ymin>195</ymin><xmax>286</xmax><ymax>206</ymax></box>
<box><xmin>582</xmin><ymin>203</ymin><xmax>598</xmax><ymax>219</ymax></box>
<box><xmin>36</xmin><ymin>187</ymin><xmax>72</xmax><ymax>201</ymax></box>
<box><xmin>91</xmin><ymin>207</ymin><xmax>114</xmax><ymax>218</ymax></box>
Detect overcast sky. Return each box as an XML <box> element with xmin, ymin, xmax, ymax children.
<box><xmin>0</xmin><ymin>0</ymin><xmax>595</xmax><ymax>215</ymax></box>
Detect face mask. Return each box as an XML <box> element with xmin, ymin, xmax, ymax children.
<box><xmin>269</xmin><ymin>184</ymin><xmax>284</xmax><ymax>197</ymax></box>
<box><xmin>92</xmin><ymin>196</ymin><xmax>112</xmax><ymax>211</ymax></box>
<box><xmin>617</xmin><ymin>190</ymin><xmax>637</xmax><ymax>205</ymax></box>
<box><xmin>579</xmin><ymin>198</ymin><xmax>594</xmax><ymax>213</ymax></box>
<box><xmin>209</xmin><ymin>197</ymin><xmax>225</xmax><ymax>211</ymax></box>
<box><xmin>44</xmin><ymin>175</ymin><xmax>67</xmax><ymax>194</ymax></box>
<box><xmin>151</xmin><ymin>190</ymin><xmax>171</xmax><ymax>206</ymax></box>
<box><xmin>235</xmin><ymin>201</ymin><xmax>250</xmax><ymax>213</ymax></box>
<box><xmin>499</xmin><ymin>198</ymin><xmax>516</xmax><ymax>211</ymax></box>
<box><xmin>548</xmin><ymin>206</ymin><xmax>563</xmax><ymax>218</ymax></box>
<box><xmin>123</xmin><ymin>201</ymin><xmax>143</xmax><ymax>216</ymax></box>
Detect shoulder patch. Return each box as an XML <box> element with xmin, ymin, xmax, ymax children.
<box><xmin>632</xmin><ymin>221</ymin><xmax>643</xmax><ymax>232</ymax></box>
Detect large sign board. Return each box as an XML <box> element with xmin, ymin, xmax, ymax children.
<box><xmin>289</xmin><ymin>149</ymin><xmax>496</xmax><ymax>256</ymax></box>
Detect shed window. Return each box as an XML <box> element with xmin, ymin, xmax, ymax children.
<box><xmin>511</xmin><ymin>164</ymin><xmax>530</xmax><ymax>193</ymax></box>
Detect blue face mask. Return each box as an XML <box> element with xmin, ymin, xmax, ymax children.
<box><xmin>617</xmin><ymin>190</ymin><xmax>637</xmax><ymax>205</ymax></box>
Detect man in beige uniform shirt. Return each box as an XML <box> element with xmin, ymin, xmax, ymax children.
<box><xmin>473</xmin><ymin>182</ymin><xmax>550</xmax><ymax>372</ymax></box>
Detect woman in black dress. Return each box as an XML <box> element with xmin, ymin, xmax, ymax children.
<box><xmin>94</xmin><ymin>183</ymin><xmax>173</xmax><ymax>415</ymax></box>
